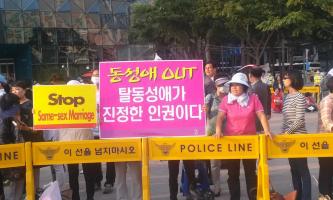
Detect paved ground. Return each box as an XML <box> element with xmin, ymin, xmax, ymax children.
<box><xmin>4</xmin><ymin>112</ymin><xmax>321</xmax><ymax>199</ymax></box>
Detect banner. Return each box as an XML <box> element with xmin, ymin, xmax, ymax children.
<box><xmin>99</xmin><ymin>60</ymin><xmax>205</xmax><ymax>138</ymax></box>
<box><xmin>267</xmin><ymin>134</ymin><xmax>333</xmax><ymax>158</ymax></box>
<box><xmin>0</xmin><ymin>143</ymin><xmax>26</xmax><ymax>168</ymax></box>
<box><xmin>149</xmin><ymin>136</ymin><xmax>259</xmax><ymax>160</ymax></box>
<box><xmin>33</xmin><ymin>85</ymin><xmax>97</xmax><ymax>129</ymax></box>
<box><xmin>32</xmin><ymin>139</ymin><xmax>142</xmax><ymax>165</ymax></box>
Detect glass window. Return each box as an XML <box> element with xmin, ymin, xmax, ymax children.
<box><xmin>87</xmin><ymin>29</ymin><xmax>102</xmax><ymax>45</ymax></box>
<box><xmin>56</xmin><ymin>12</ymin><xmax>71</xmax><ymax>28</ymax></box>
<box><xmin>0</xmin><ymin>12</ymin><xmax>4</xmax><ymax>42</ymax></box>
<box><xmin>23</xmin><ymin>28</ymin><xmax>33</xmax><ymax>43</ymax></box>
<box><xmin>72</xmin><ymin>0</ymin><xmax>84</xmax><ymax>12</ymax></box>
<box><xmin>72</xmin><ymin>13</ymin><xmax>86</xmax><ymax>29</ymax></box>
<box><xmin>116</xmin><ymin>45</ymin><xmax>130</xmax><ymax>61</ymax></box>
<box><xmin>23</xmin><ymin>11</ymin><xmax>40</xmax><ymax>27</ymax></box>
<box><xmin>40</xmin><ymin>12</ymin><xmax>56</xmax><ymax>27</ymax></box>
<box><xmin>0</xmin><ymin>0</ymin><xmax>4</xmax><ymax>9</ymax></box>
<box><xmin>31</xmin><ymin>47</ymin><xmax>42</xmax><ymax>64</ymax></box>
<box><xmin>85</xmin><ymin>0</ymin><xmax>100</xmax><ymax>13</ymax></box>
<box><xmin>73</xmin><ymin>46</ymin><xmax>89</xmax><ymax>64</ymax></box>
<box><xmin>40</xmin><ymin>0</ymin><xmax>55</xmax><ymax>11</ymax></box>
<box><xmin>29</xmin><ymin>28</ymin><xmax>41</xmax><ymax>47</ymax></box>
<box><xmin>86</xmin><ymin>13</ymin><xmax>100</xmax><ymax>29</ymax></box>
<box><xmin>5</xmin><ymin>11</ymin><xmax>22</xmax><ymax>28</ymax></box>
<box><xmin>102</xmin><ymin>29</ymin><xmax>128</xmax><ymax>45</ymax></box>
<box><xmin>103</xmin><ymin>46</ymin><xmax>116</xmax><ymax>61</ymax></box>
<box><xmin>88</xmin><ymin>45</ymin><xmax>103</xmax><ymax>63</ymax></box>
<box><xmin>4</xmin><ymin>0</ymin><xmax>21</xmax><ymax>10</ymax></box>
<box><xmin>114</xmin><ymin>13</ymin><xmax>128</xmax><ymax>29</ymax></box>
<box><xmin>22</xmin><ymin>0</ymin><xmax>39</xmax><ymax>11</ymax></box>
<box><xmin>73</xmin><ymin>29</ymin><xmax>88</xmax><ymax>45</ymax></box>
<box><xmin>100</xmin><ymin>14</ymin><xmax>114</xmax><ymax>29</ymax></box>
<box><xmin>58</xmin><ymin>46</ymin><xmax>71</xmax><ymax>64</ymax></box>
<box><xmin>0</xmin><ymin>11</ymin><xmax>5</xmax><ymax>25</ymax></box>
<box><xmin>112</xmin><ymin>1</ymin><xmax>129</xmax><ymax>15</ymax></box>
<box><xmin>100</xmin><ymin>0</ymin><xmax>112</xmax><ymax>14</ymax></box>
<box><xmin>41</xmin><ymin>28</ymin><xmax>57</xmax><ymax>45</ymax></box>
<box><xmin>42</xmin><ymin>46</ymin><xmax>58</xmax><ymax>63</ymax></box>
<box><xmin>57</xmin><ymin>28</ymin><xmax>72</xmax><ymax>45</ymax></box>
<box><xmin>0</xmin><ymin>28</ymin><xmax>5</xmax><ymax>43</ymax></box>
<box><xmin>55</xmin><ymin>0</ymin><xmax>70</xmax><ymax>12</ymax></box>
<box><xmin>6</xmin><ymin>28</ymin><xmax>24</xmax><ymax>44</ymax></box>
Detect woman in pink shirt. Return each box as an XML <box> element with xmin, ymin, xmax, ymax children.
<box><xmin>215</xmin><ymin>73</ymin><xmax>271</xmax><ymax>200</ymax></box>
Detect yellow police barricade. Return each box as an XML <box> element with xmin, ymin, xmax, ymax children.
<box><xmin>28</xmin><ymin>139</ymin><xmax>142</xmax><ymax>200</ymax></box>
<box><xmin>264</xmin><ymin>133</ymin><xmax>333</xmax><ymax>199</ymax></box>
<box><xmin>147</xmin><ymin>136</ymin><xmax>264</xmax><ymax>199</ymax></box>
<box><xmin>0</xmin><ymin>143</ymin><xmax>33</xmax><ymax>199</ymax></box>
<box><xmin>270</xmin><ymin>86</ymin><xmax>320</xmax><ymax>103</ymax></box>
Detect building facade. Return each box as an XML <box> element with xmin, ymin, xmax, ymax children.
<box><xmin>0</xmin><ymin>0</ymin><xmax>153</xmax><ymax>83</ymax></box>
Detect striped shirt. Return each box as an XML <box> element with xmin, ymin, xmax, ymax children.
<box><xmin>318</xmin><ymin>93</ymin><xmax>333</xmax><ymax>132</ymax></box>
<box><xmin>282</xmin><ymin>92</ymin><xmax>307</xmax><ymax>134</ymax></box>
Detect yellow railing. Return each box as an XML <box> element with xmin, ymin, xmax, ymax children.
<box><xmin>270</xmin><ymin>86</ymin><xmax>320</xmax><ymax>103</ymax></box>
<box><xmin>1</xmin><ymin>133</ymin><xmax>331</xmax><ymax>200</ymax></box>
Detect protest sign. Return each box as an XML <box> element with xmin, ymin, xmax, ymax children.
<box><xmin>100</xmin><ymin>60</ymin><xmax>205</xmax><ymax>138</ymax></box>
<box><xmin>33</xmin><ymin>85</ymin><xmax>97</xmax><ymax>129</ymax></box>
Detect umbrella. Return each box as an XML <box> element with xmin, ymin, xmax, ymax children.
<box><xmin>81</xmin><ymin>70</ymin><xmax>93</xmax><ymax>77</ymax></box>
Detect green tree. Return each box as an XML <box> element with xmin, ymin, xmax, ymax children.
<box><xmin>129</xmin><ymin>0</ymin><xmax>230</xmax><ymax>60</ymax></box>
<box><xmin>200</xmin><ymin>0</ymin><xmax>333</xmax><ymax>64</ymax></box>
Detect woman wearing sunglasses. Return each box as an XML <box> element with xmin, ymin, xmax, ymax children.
<box><xmin>282</xmin><ymin>70</ymin><xmax>311</xmax><ymax>200</ymax></box>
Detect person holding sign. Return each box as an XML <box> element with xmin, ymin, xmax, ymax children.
<box><xmin>58</xmin><ymin>80</ymin><xmax>98</xmax><ymax>200</ymax></box>
<box><xmin>282</xmin><ymin>70</ymin><xmax>311</xmax><ymax>200</ymax></box>
<box><xmin>215</xmin><ymin>72</ymin><xmax>272</xmax><ymax>200</ymax></box>
<box><xmin>0</xmin><ymin>93</ymin><xmax>21</xmax><ymax>200</ymax></box>
<box><xmin>317</xmin><ymin>76</ymin><xmax>333</xmax><ymax>199</ymax></box>
<box><xmin>11</xmin><ymin>81</ymin><xmax>43</xmax><ymax>196</ymax></box>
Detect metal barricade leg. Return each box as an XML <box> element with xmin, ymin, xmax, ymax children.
<box><xmin>25</xmin><ymin>142</ymin><xmax>35</xmax><ymax>200</ymax></box>
<box><xmin>142</xmin><ymin>138</ymin><xmax>150</xmax><ymax>200</ymax></box>
<box><xmin>257</xmin><ymin>135</ymin><xmax>270</xmax><ymax>200</ymax></box>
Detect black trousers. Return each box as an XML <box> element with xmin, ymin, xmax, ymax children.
<box><xmin>105</xmin><ymin>162</ymin><xmax>115</xmax><ymax>185</ymax></box>
<box><xmin>168</xmin><ymin>160</ymin><xmax>195</xmax><ymax>200</ymax></box>
<box><xmin>319</xmin><ymin>157</ymin><xmax>333</xmax><ymax>198</ymax></box>
<box><xmin>226</xmin><ymin>159</ymin><xmax>257</xmax><ymax>200</ymax></box>
<box><xmin>95</xmin><ymin>162</ymin><xmax>116</xmax><ymax>186</ymax></box>
<box><xmin>288</xmin><ymin>158</ymin><xmax>311</xmax><ymax>200</ymax></box>
<box><xmin>0</xmin><ymin>170</ymin><xmax>4</xmax><ymax>200</ymax></box>
<box><xmin>68</xmin><ymin>163</ymin><xmax>98</xmax><ymax>200</ymax></box>
<box><xmin>95</xmin><ymin>163</ymin><xmax>103</xmax><ymax>185</ymax></box>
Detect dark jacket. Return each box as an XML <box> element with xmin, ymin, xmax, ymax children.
<box><xmin>251</xmin><ymin>80</ymin><xmax>271</xmax><ymax>131</ymax></box>
<box><xmin>204</xmin><ymin>75</ymin><xmax>215</xmax><ymax>96</ymax></box>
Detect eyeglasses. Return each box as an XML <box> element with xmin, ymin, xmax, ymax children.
<box><xmin>283</xmin><ymin>77</ymin><xmax>289</xmax><ymax>80</ymax></box>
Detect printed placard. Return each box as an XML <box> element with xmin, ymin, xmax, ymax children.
<box><xmin>149</xmin><ymin>136</ymin><xmax>259</xmax><ymax>160</ymax></box>
<box><xmin>33</xmin><ymin>85</ymin><xmax>97</xmax><ymax>129</ymax></box>
<box><xmin>99</xmin><ymin>60</ymin><xmax>205</xmax><ymax>138</ymax></box>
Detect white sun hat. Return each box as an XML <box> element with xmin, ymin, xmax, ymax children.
<box><xmin>225</xmin><ymin>72</ymin><xmax>249</xmax><ymax>87</ymax></box>
<box><xmin>67</xmin><ymin>80</ymin><xmax>82</xmax><ymax>85</ymax></box>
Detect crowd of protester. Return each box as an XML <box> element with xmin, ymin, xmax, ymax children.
<box><xmin>0</xmin><ymin>64</ymin><xmax>332</xmax><ymax>200</ymax></box>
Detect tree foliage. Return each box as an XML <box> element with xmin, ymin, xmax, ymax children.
<box><xmin>129</xmin><ymin>0</ymin><xmax>230</xmax><ymax>59</ymax></box>
<box><xmin>130</xmin><ymin>0</ymin><xmax>333</xmax><ymax>63</ymax></box>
